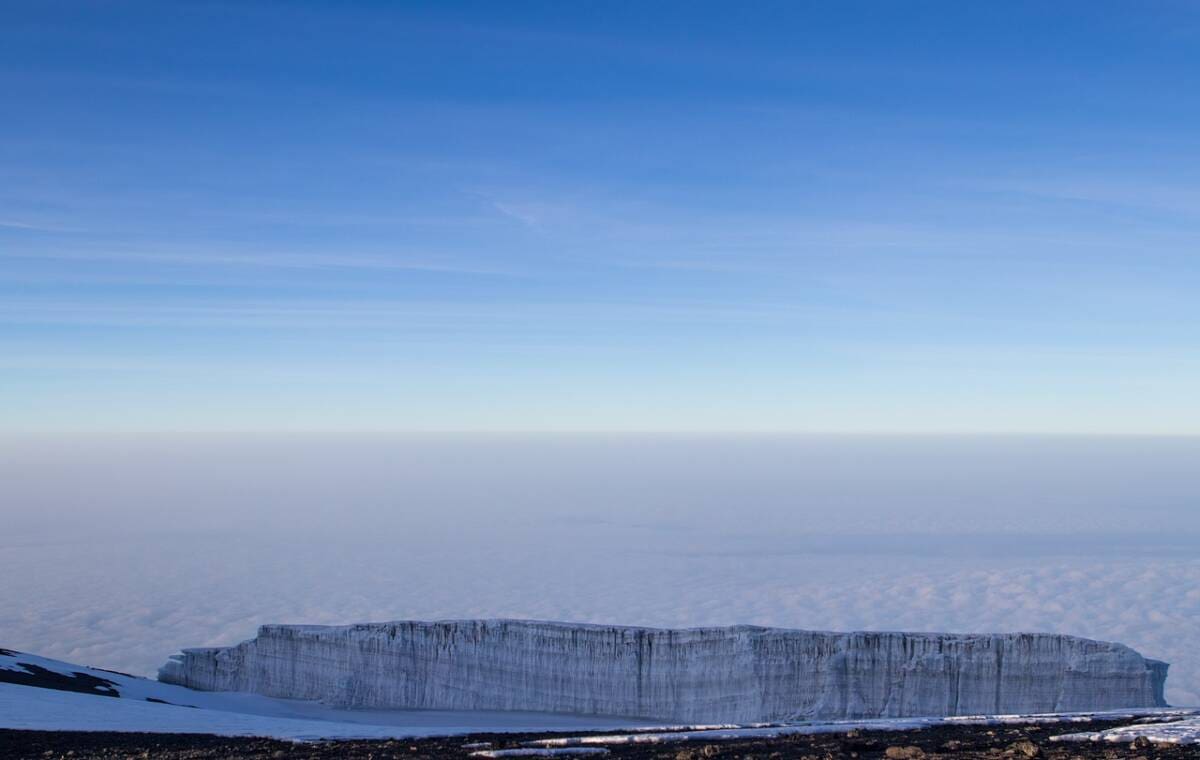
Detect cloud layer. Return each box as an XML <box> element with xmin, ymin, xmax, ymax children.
<box><xmin>3</xmin><ymin>533</ymin><xmax>1196</xmax><ymax>706</ymax></box>
<box><xmin>2</xmin><ymin>435</ymin><xmax>1196</xmax><ymax>706</ymax></box>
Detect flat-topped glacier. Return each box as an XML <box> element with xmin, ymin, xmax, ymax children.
<box><xmin>159</xmin><ymin>620</ymin><xmax>1168</xmax><ymax>724</ymax></box>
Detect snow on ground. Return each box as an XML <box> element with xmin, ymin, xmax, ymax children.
<box><xmin>3</xmin><ymin>674</ymin><xmax>1195</xmax><ymax>745</ymax></box>
<box><xmin>0</xmin><ymin>682</ymin><xmax>424</xmax><ymax>741</ymax></box>
<box><xmin>1053</xmin><ymin>717</ymin><xmax>1200</xmax><ymax>745</ymax></box>
<box><xmin>0</xmin><ymin>681</ymin><xmax>656</xmax><ymax>741</ymax></box>
<box><xmin>520</xmin><ymin>711</ymin><xmax>1200</xmax><ymax>748</ymax></box>
<box><xmin>0</xmin><ymin>649</ymin><xmax>659</xmax><ymax>740</ymax></box>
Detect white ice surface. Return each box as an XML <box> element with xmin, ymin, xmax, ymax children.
<box><xmin>0</xmin><ymin>650</ymin><xmax>657</xmax><ymax>739</ymax></box>
<box><xmin>0</xmin><ymin>683</ymin><xmax>420</xmax><ymax>741</ymax></box>
<box><xmin>1052</xmin><ymin>717</ymin><xmax>1200</xmax><ymax>745</ymax></box>
<box><xmin>524</xmin><ymin>710</ymin><xmax>1200</xmax><ymax>747</ymax></box>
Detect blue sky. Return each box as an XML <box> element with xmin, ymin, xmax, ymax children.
<box><xmin>3</xmin><ymin>1</ymin><xmax>1200</xmax><ymax>432</ymax></box>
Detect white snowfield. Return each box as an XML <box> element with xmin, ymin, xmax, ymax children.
<box><xmin>0</xmin><ymin>649</ymin><xmax>652</xmax><ymax>741</ymax></box>
<box><xmin>0</xmin><ymin>683</ymin><xmax>431</xmax><ymax>742</ymax></box>
<box><xmin>518</xmin><ymin>710</ymin><xmax>1200</xmax><ymax>747</ymax></box>
<box><xmin>1052</xmin><ymin>716</ymin><xmax>1200</xmax><ymax>745</ymax></box>
<box><xmin>159</xmin><ymin>619</ymin><xmax>1169</xmax><ymax>724</ymax></box>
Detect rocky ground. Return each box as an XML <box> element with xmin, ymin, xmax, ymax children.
<box><xmin>3</xmin><ymin>720</ymin><xmax>1199</xmax><ymax>760</ymax></box>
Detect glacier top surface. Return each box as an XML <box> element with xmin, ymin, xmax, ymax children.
<box><xmin>243</xmin><ymin>618</ymin><xmax>1146</xmax><ymax>649</ymax></box>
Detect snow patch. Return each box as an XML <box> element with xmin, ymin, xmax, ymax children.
<box><xmin>1053</xmin><ymin>716</ymin><xmax>1200</xmax><ymax>745</ymax></box>
<box><xmin>0</xmin><ymin>649</ymin><xmax>660</xmax><ymax>740</ymax></box>
<box><xmin>523</xmin><ymin>709</ymin><xmax>1200</xmax><ymax>748</ymax></box>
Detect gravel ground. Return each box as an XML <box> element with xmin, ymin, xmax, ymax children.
<box><xmin>4</xmin><ymin>720</ymin><xmax>1200</xmax><ymax>760</ymax></box>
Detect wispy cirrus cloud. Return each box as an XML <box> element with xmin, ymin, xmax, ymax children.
<box><xmin>0</xmin><ymin>296</ymin><xmax>823</xmax><ymax>330</ymax></box>
<box><xmin>1</xmin><ymin>246</ymin><xmax>515</xmax><ymax>276</ymax></box>
<box><xmin>0</xmin><ymin>218</ymin><xmax>77</xmax><ymax>233</ymax></box>
<box><xmin>965</xmin><ymin>177</ymin><xmax>1200</xmax><ymax>218</ymax></box>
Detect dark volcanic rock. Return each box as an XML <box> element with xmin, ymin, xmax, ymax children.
<box><xmin>0</xmin><ymin>661</ymin><xmax>120</xmax><ymax>698</ymax></box>
<box><xmin>2</xmin><ymin>719</ymin><xmax>1200</xmax><ymax>760</ymax></box>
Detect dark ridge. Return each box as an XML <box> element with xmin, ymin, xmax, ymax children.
<box><xmin>0</xmin><ymin>662</ymin><xmax>121</xmax><ymax>697</ymax></box>
<box><xmin>144</xmin><ymin>696</ymin><xmax>198</xmax><ymax>708</ymax></box>
<box><xmin>2</xmin><ymin>718</ymin><xmax>1199</xmax><ymax>760</ymax></box>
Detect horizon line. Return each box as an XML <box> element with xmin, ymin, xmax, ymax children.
<box><xmin>3</xmin><ymin>430</ymin><xmax>1199</xmax><ymax>438</ymax></box>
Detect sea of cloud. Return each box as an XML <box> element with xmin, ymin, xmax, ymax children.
<box><xmin>1</xmin><ymin>435</ymin><xmax>1197</xmax><ymax>706</ymax></box>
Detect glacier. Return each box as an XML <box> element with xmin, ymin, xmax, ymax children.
<box><xmin>158</xmin><ymin>620</ymin><xmax>1169</xmax><ymax>724</ymax></box>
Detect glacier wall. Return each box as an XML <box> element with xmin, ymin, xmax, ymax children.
<box><xmin>158</xmin><ymin>620</ymin><xmax>1169</xmax><ymax>723</ymax></box>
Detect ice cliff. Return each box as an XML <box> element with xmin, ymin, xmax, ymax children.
<box><xmin>159</xmin><ymin>620</ymin><xmax>1168</xmax><ymax>723</ymax></box>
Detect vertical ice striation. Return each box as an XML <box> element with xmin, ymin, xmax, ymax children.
<box><xmin>158</xmin><ymin>620</ymin><xmax>1169</xmax><ymax>723</ymax></box>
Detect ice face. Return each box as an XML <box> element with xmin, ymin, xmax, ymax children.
<box><xmin>158</xmin><ymin>620</ymin><xmax>1170</xmax><ymax>723</ymax></box>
